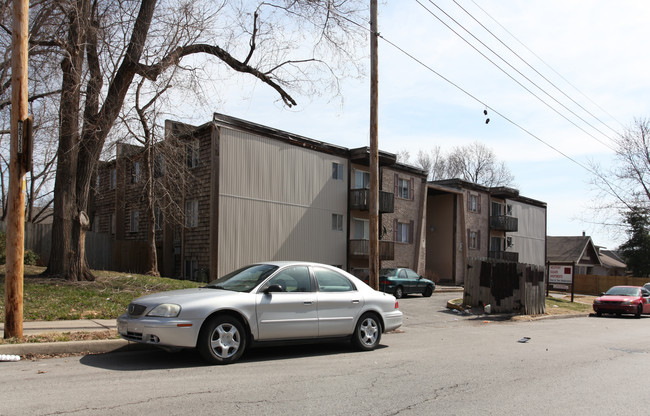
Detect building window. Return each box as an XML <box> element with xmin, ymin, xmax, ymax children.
<box><xmin>109</xmin><ymin>168</ymin><xmax>116</xmax><ymax>190</ymax></box>
<box><xmin>491</xmin><ymin>201</ymin><xmax>502</xmax><ymax>216</ymax></box>
<box><xmin>352</xmin><ymin>218</ymin><xmax>369</xmax><ymax>240</ymax></box>
<box><xmin>353</xmin><ymin>169</ymin><xmax>370</xmax><ymax>189</ymax></box>
<box><xmin>468</xmin><ymin>192</ymin><xmax>481</xmax><ymax>213</ymax></box>
<box><xmin>468</xmin><ymin>230</ymin><xmax>480</xmax><ymax>250</ymax></box>
<box><xmin>185</xmin><ymin>199</ymin><xmax>198</xmax><ymax>228</ymax></box>
<box><xmin>396</xmin><ymin>222</ymin><xmax>409</xmax><ymax>243</ymax></box>
<box><xmin>110</xmin><ymin>213</ymin><xmax>115</xmax><ymax>235</ymax></box>
<box><xmin>154</xmin><ymin>155</ymin><xmax>164</xmax><ymax>178</ymax></box>
<box><xmin>186</xmin><ymin>140</ymin><xmax>199</xmax><ymax>168</ymax></box>
<box><xmin>130</xmin><ymin>210</ymin><xmax>139</xmax><ymax>232</ymax></box>
<box><xmin>131</xmin><ymin>161</ymin><xmax>141</xmax><ymax>184</ymax></box>
<box><xmin>490</xmin><ymin>236</ymin><xmax>503</xmax><ymax>252</ymax></box>
<box><xmin>96</xmin><ymin>174</ymin><xmax>100</xmax><ymax>190</ymax></box>
<box><xmin>184</xmin><ymin>258</ymin><xmax>198</xmax><ymax>280</ymax></box>
<box><xmin>331</xmin><ymin>214</ymin><xmax>343</xmax><ymax>231</ymax></box>
<box><xmin>397</xmin><ymin>178</ymin><xmax>409</xmax><ymax>199</ymax></box>
<box><xmin>155</xmin><ymin>206</ymin><xmax>163</xmax><ymax>231</ymax></box>
<box><xmin>332</xmin><ymin>162</ymin><xmax>344</xmax><ymax>180</ymax></box>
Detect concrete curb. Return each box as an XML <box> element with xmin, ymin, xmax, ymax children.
<box><xmin>0</xmin><ymin>339</ymin><xmax>150</xmax><ymax>356</ymax></box>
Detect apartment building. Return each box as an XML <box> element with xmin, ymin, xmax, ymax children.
<box><xmin>91</xmin><ymin>113</ymin><xmax>427</xmax><ymax>280</ymax></box>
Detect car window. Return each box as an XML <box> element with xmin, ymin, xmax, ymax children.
<box><xmin>605</xmin><ymin>286</ymin><xmax>640</xmax><ymax>296</ymax></box>
<box><xmin>313</xmin><ymin>267</ymin><xmax>355</xmax><ymax>292</ymax></box>
<box><xmin>405</xmin><ymin>269</ymin><xmax>419</xmax><ymax>279</ymax></box>
<box><xmin>263</xmin><ymin>266</ymin><xmax>311</xmax><ymax>292</ymax></box>
<box><xmin>642</xmin><ymin>288</ymin><xmax>650</xmax><ymax>297</ymax></box>
<box><xmin>379</xmin><ymin>268</ymin><xmax>396</xmax><ymax>277</ymax></box>
<box><xmin>399</xmin><ymin>269</ymin><xmax>408</xmax><ymax>279</ymax></box>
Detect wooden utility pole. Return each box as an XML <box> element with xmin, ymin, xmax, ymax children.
<box><xmin>4</xmin><ymin>0</ymin><xmax>30</xmax><ymax>339</ymax></box>
<box><xmin>369</xmin><ymin>0</ymin><xmax>379</xmax><ymax>290</ymax></box>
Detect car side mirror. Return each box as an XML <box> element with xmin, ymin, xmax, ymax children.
<box><xmin>264</xmin><ymin>284</ymin><xmax>284</xmax><ymax>294</ymax></box>
<box><xmin>599</xmin><ymin>292</ymin><xmax>605</xmax><ymax>296</ymax></box>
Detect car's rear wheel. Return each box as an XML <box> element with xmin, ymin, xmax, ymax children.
<box><xmin>595</xmin><ymin>311</ymin><xmax>602</xmax><ymax>317</ymax></box>
<box><xmin>352</xmin><ymin>312</ymin><xmax>382</xmax><ymax>351</ymax></box>
<box><xmin>394</xmin><ymin>286</ymin><xmax>404</xmax><ymax>299</ymax></box>
<box><xmin>423</xmin><ymin>285</ymin><xmax>433</xmax><ymax>297</ymax></box>
<box><xmin>198</xmin><ymin>315</ymin><xmax>247</xmax><ymax>365</ymax></box>
<box><xmin>635</xmin><ymin>304</ymin><xmax>642</xmax><ymax>319</ymax></box>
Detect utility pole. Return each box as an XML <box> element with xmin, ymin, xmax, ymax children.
<box><xmin>4</xmin><ymin>0</ymin><xmax>30</xmax><ymax>339</ymax></box>
<box><xmin>369</xmin><ymin>0</ymin><xmax>379</xmax><ymax>290</ymax></box>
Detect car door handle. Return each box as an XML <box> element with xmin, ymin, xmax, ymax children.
<box><xmin>304</xmin><ymin>301</ymin><xmax>313</xmax><ymax>305</ymax></box>
<box><xmin>352</xmin><ymin>299</ymin><xmax>360</xmax><ymax>304</ymax></box>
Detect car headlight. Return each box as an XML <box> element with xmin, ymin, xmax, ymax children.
<box><xmin>593</xmin><ymin>299</ymin><xmax>601</xmax><ymax>305</ymax></box>
<box><xmin>147</xmin><ymin>303</ymin><xmax>181</xmax><ymax>317</ymax></box>
<box><xmin>621</xmin><ymin>301</ymin><xmax>632</xmax><ymax>306</ymax></box>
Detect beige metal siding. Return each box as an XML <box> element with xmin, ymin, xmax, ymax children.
<box><xmin>507</xmin><ymin>200</ymin><xmax>546</xmax><ymax>267</ymax></box>
<box><xmin>218</xmin><ymin>128</ymin><xmax>348</xmax><ymax>275</ymax></box>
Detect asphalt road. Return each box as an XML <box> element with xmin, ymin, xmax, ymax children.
<box><xmin>2</xmin><ymin>292</ymin><xmax>649</xmax><ymax>416</ymax></box>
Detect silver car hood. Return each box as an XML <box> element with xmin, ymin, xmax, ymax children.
<box><xmin>132</xmin><ymin>287</ymin><xmax>245</xmax><ymax>306</ymax></box>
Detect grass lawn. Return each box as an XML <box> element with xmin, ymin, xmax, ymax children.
<box><xmin>0</xmin><ymin>265</ymin><xmax>201</xmax><ymax>321</ymax></box>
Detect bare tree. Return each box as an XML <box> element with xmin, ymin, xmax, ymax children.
<box><xmin>588</xmin><ymin>118</ymin><xmax>650</xmax><ymax>235</ymax></box>
<box><xmin>414</xmin><ymin>146</ymin><xmax>446</xmax><ymax>181</ymax></box>
<box><xmin>11</xmin><ymin>1</ymin><xmax>367</xmax><ymax>281</ymax></box>
<box><xmin>445</xmin><ymin>142</ymin><xmax>515</xmax><ymax>187</ymax></box>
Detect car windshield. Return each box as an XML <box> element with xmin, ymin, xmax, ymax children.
<box><xmin>605</xmin><ymin>286</ymin><xmax>640</xmax><ymax>297</ymax></box>
<box><xmin>204</xmin><ymin>264</ymin><xmax>279</xmax><ymax>293</ymax></box>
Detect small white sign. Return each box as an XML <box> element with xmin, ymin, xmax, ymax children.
<box><xmin>549</xmin><ymin>264</ymin><xmax>573</xmax><ymax>284</ymax></box>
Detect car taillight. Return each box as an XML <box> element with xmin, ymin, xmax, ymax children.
<box><xmin>380</xmin><ymin>280</ymin><xmax>390</xmax><ymax>285</ymax></box>
<box><xmin>395</xmin><ymin>300</ymin><xmax>399</xmax><ymax>309</ymax></box>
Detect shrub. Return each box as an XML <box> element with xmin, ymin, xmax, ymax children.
<box><xmin>0</xmin><ymin>231</ymin><xmax>41</xmax><ymax>265</ymax></box>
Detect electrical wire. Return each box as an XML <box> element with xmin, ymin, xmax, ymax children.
<box><xmin>454</xmin><ymin>0</ymin><xmax>622</xmax><ymax>140</ymax></box>
<box><xmin>418</xmin><ymin>0</ymin><xmax>617</xmax><ymax>152</ymax></box>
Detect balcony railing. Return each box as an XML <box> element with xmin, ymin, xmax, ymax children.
<box><xmin>490</xmin><ymin>215</ymin><xmax>518</xmax><ymax>232</ymax></box>
<box><xmin>349</xmin><ymin>239</ymin><xmax>394</xmax><ymax>260</ymax></box>
<box><xmin>488</xmin><ymin>251</ymin><xmax>519</xmax><ymax>263</ymax></box>
<box><xmin>349</xmin><ymin>189</ymin><xmax>395</xmax><ymax>213</ymax></box>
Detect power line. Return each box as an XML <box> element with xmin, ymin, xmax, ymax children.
<box><xmin>453</xmin><ymin>0</ymin><xmax>622</xmax><ymax>141</ymax></box>
<box><xmin>417</xmin><ymin>0</ymin><xmax>617</xmax><ymax>152</ymax></box>
<box><xmin>468</xmin><ymin>0</ymin><xmax>627</xmax><ymax>132</ymax></box>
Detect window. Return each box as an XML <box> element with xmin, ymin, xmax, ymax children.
<box><xmin>96</xmin><ymin>174</ymin><xmax>100</xmax><ymax>190</ymax></box>
<box><xmin>186</xmin><ymin>140</ymin><xmax>199</xmax><ymax>168</ymax></box>
<box><xmin>110</xmin><ymin>213</ymin><xmax>116</xmax><ymax>235</ymax></box>
<box><xmin>352</xmin><ymin>218</ymin><xmax>369</xmax><ymax>240</ymax></box>
<box><xmin>468</xmin><ymin>194</ymin><xmax>479</xmax><ymax>212</ymax></box>
<box><xmin>109</xmin><ymin>168</ymin><xmax>116</xmax><ymax>190</ymax></box>
<box><xmin>131</xmin><ymin>161</ymin><xmax>141</xmax><ymax>184</ymax></box>
<box><xmin>185</xmin><ymin>199</ymin><xmax>198</xmax><ymax>228</ymax></box>
<box><xmin>331</xmin><ymin>214</ymin><xmax>343</xmax><ymax>231</ymax></box>
<box><xmin>396</xmin><ymin>222</ymin><xmax>410</xmax><ymax>243</ymax></box>
<box><xmin>397</xmin><ymin>178</ymin><xmax>410</xmax><ymax>199</ymax></box>
<box><xmin>353</xmin><ymin>169</ymin><xmax>370</xmax><ymax>189</ymax></box>
<box><xmin>313</xmin><ymin>267</ymin><xmax>355</xmax><ymax>292</ymax></box>
<box><xmin>468</xmin><ymin>230</ymin><xmax>480</xmax><ymax>250</ymax></box>
<box><xmin>506</xmin><ymin>204</ymin><xmax>513</xmax><ymax>216</ymax></box>
<box><xmin>332</xmin><ymin>162</ymin><xmax>344</xmax><ymax>180</ymax></box>
<box><xmin>154</xmin><ymin>155</ymin><xmax>165</xmax><ymax>178</ymax></box>
<box><xmin>264</xmin><ymin>266</ymin><xmax>312</xmax><ymax>292</ymax></box>
<box><xmin>490</xmin><ymin>236</ymin><xmax>503</xmax><ymax>252</ymax></box>
<box><xmin>155</xmin><ymin>206</ymin><xmax>163</xmax><ymax>231</ymax></box>
<box><xmin>491</xmin><ymin>201</ymin><xmax>502</xmax><ymax>216</ymax></box>
<box><xmin>184</xmin><ymin>258</ymin><xmax>198</xmax><ymax>280</ymax></box>
<box><xmin>130</xmin><ymin>210</ymin><xmax>139</xmax><ymax>232</ymax></box>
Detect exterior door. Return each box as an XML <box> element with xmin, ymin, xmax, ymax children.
<box><xmin>255</xmin><ymin>266</ymin><xmax>318</xmax><ymax>340</ymax></box>
<box><xmin>313</xmin><ymin>267</ymin><xmax>364</xmax><ymax>337</ymax></box>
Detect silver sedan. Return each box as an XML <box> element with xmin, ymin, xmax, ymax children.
<box><xmin>117</xmin><ymin>261</ymin><xmax>403</xmax><ymax>364</ymax></box>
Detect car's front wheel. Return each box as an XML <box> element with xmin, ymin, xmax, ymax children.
<box><xmin>198</xmin><ymin>315</ymin><xmax>247</xmax><ymax>365</ymax></box>
<box><xmin>423</xmin><ymin>285</ymin><xmax>433</xmax><ymax>297</ymax></box>
<box><xmin>352</xmin><ymin>312</ymin><xmax>382</xmax><ymax>351</ymax></box>
<box><xmin>635</xmin><ymin>304</ymin><xmax>642</xmax><ymax>319</ymax></box>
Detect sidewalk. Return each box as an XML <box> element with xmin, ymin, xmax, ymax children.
<box><xmin>0</xmin><ymin>319</ymin><xmax>134</xmax><ymax>357</ymax></box>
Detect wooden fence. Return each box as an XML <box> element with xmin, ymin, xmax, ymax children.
<box><xmin>573</xmin><ymin>274</ymin><xmax>649</xmax><ymax>295</ymax></box>
<box><xmin>0</xmin><ymin>221</ymin><xmax>149</xmax><ymax>273</ymax></box>
<box><xmin>464</xmin><ymin>258</ymin><xmax>546</xmax><ymax>315</ymax></box>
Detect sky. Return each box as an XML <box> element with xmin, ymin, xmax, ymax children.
<box><xmin>171</xmin><ymin>0</ymin><xmax>650</xmax><ymax>250</ymax></box>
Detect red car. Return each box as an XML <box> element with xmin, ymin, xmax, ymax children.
<box><xmin>593</xmin><ymin>286</ymin><xmax>650</xmax><ymax>318</ymax></box>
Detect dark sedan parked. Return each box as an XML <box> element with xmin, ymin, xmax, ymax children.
<box><xmin>378</xmin><ymin>268</ymin><xmax>435</xmax><ymax>299</ymax></box>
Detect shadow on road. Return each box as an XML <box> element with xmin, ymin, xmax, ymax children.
<box><xmin>80</xmin><ymin>341</ymin><xmax>387</xmax><ymax>371</ymax></box>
